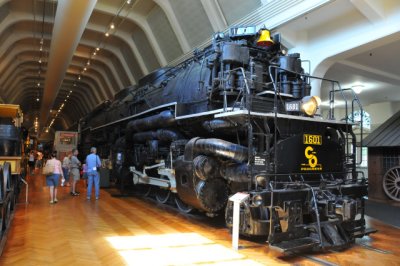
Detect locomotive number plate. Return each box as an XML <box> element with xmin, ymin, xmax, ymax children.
<box><xmin>285</xmin><ymin>101</ymin><xmax>300</xmax><ymax>112</ymax></box>
<box><xmin>303</xmin><ymin>134</ymin><xmax>322</xmax><ymax>145</ymax></box>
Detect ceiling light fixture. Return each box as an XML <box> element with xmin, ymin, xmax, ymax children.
<box><xmin>110</xmin><ymin>23</ymin><xmax>115</xmax><ymax>29</ymax></box>
<box><xmin>352</xmin><ymin>84</ymin><xmax>364</xmax><ymax>94</ymax></box>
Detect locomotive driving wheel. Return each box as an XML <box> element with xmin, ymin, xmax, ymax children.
<box><xmin>174</xmin><ymin>196</ymin><xmax>193</xmax><ymax>213</ymax></box>
<box><xmin>383</xmin><ymin>166</ymin><xmax>400</xmax><ymax>201</ymax></box>
<box><xmin>142</xmin><ymin>185</ymin><xmax>152</xmax><ymax>197</ymax></box>
<box><xmin>155</xmin><ymin>188</ymin><xmax>170</xmax><ymax>204</ymax></box>
<box><xmin>2</xmin><ymin>196</ymin><xmax>11</xmax><ymax>232</ymax></box>
<box><xmin>155</xmin><ymin>175</ymin><xmax>171</xmax><ymax>203</ymax></box>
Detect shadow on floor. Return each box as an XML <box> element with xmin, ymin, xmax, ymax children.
<box><xmin>365</xmin><ymin>199</ymin><xmax>400</xmax><ymax>228</ymax></box>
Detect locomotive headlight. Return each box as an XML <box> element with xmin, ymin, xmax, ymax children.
<box><xmin>252</xmin><ymin>195</ymin><xmax>263</xmax><ymax>207</ymax></box>
<box><xmin>301</xmin><ymin>96</ymin><xmax>321</xmax><ymax>116</ymax></box>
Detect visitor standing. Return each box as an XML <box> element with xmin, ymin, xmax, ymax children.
<box><xmin>28</xmin><ymin>150</ymin><xmax>35</xmax><ymax>175</ymax></box>
<box><xmin>85</xmin><ymin>147</ymin><xmax>101</xmax><ymax>200</ymax></box>
<box><xmin>36</xmin><ymin>151</ymin><xmax>43</xmax><ymax>169</ymax></box>
<box><xmin>69</xmin><ymin>149</ymin><xmax>81</xmax><ymax>196</ymax></box>
<box><xmin>62</xmin><ymin>152</ymin><xmax>71</xmax><ymax>187</ymax></box>
<box><xmin>44</xmin><ymin>151</ymin><xmax>64</xmax><ymax>204</ymax></box>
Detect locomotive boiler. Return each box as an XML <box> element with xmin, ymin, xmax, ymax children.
<box><xmin>79</xmin><ymin>26</ymin><xmax>374</xmax><ymax>253</ymax></box>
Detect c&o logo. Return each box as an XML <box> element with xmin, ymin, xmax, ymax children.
<box><xmin>301</xmin><ymin>134</ymin><xmax>322</xmax><ymax>171</ymax></box>
<box><xmin>305</xmin><ymin>146</ymin><xmax>318</xmax><ymax>168</ymax></box>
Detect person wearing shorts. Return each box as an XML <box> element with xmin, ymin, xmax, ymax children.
<box><xmin>45</xmin><ymin>151</ymin><xmax>64</xmax><ymax>204</ymax></box>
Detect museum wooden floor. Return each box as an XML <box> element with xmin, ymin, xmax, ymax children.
<box><xmin>1</xmin><ymin>170</ymin><xmax>400</xmax><ymax>265</ymax></box>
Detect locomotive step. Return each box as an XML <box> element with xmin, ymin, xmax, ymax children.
<box><xmin>269</xmin><ymin>237</ymin><xmax>320</xmax><ymax>254</ymax></box>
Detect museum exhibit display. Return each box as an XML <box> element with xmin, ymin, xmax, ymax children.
<box><xmin>78</xmin><ymin>26</ymin><xmax>374</xmax><ymax>253</ymax></box>
<box><xmin>0</xmin><ymin>104</ymin><xmax>24</xmax><ymax>254</ymax></box>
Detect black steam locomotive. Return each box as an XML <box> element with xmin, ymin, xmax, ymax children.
<box><xmin>79</xmin><ymin>26</ymin><xmax>374</xmax><ymax>253</ymax></box>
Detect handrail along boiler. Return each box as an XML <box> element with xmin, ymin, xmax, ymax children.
<box><xmin>79</xmin><ymin>26</ymin><xmax>374</xmax><ymax>252</ymax></box>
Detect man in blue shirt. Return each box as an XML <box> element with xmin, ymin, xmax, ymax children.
<box><xmin>86</xmin><ymin>147</ymin><xmax>101</xmax><ymax>200</ymax></box>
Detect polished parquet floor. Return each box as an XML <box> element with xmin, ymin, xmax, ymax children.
<box><xmin>1</xmin><ymin>170</ymin><xmax>400</xmax><ymax>265</ymax></box>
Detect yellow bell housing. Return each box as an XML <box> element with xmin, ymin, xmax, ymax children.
<box><xmin>257</xmin><ymin>29</ymin><xmax>274</xmax><ymax>47</ymax></box>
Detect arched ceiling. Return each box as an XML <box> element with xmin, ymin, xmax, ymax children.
<box><xmin>3</xmin><ymin>0</ymin><xmax>398</xmax><ymax>137</ymax></box>
<box><xmin>0</xmin><ymin>0</ymin><xmax>264</xmax><ymax>134</ymax></box>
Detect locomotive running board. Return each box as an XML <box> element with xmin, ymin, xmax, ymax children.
<box><xmin>215</xmin><ymin>110</ymin><xmax>353</xmax><ymax>125</ymax></box>
<box><xmin>269</xmin><ymin>237</ymin><xmax>320</xmax><ymax>254</ymax></box>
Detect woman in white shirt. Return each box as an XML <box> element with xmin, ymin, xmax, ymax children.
<box><xmin>44</xmin><ymin>151</ymin><xmax>64</xmax><ymax>204</ymax></box>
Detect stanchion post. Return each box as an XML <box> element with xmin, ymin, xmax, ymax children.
<box><xmin>20</xmin><ymin>178</ymin><xmax>28</xmax><ymax>203</ymax></box>
<box><xmin>229</xmin><ymin>192</ymin><xmax>249</xmax><ymax>250</ymax></box>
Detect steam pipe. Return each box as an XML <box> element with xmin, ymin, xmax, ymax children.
<box><xmin>193</xmin><ymin>155</ymin><xmax>249</xmax><ymax>183</ymax></box>
<box><xmin>202</xmin><ymin>119</ymin><xmax>236</xmax><ymax>132</ymax></box>
<box><xmin>132</xmin><ymin>129</ymin><xmax>181</xmax><ymax>143</ymax></box>
<box><xmin>184</xmin><ymin>137</ymin><xmax>248</xmax><ymax>162</ymax></box>
<box><xmin>220</xmin><ymin>163</ymin><xmax>249</xmax><ymax>182</ymax></box>
<box><xmin>132</xmin><ymin>131</ymin><xmax>158</xmax><ymax>142</ymax></box>
<box><xmin>193</xmin><ymin>155</ymin><xmax>219</xmax><ymax>180</ymax></box>
<box><xmin>156</xmin><ymin>129</ymin><xmax>182</xmax><ymax>141</ymax></box>
<box><xmin>127</xmin><ymin>110</ymin><xmax>176</xmax><ymax>132</ymax></box>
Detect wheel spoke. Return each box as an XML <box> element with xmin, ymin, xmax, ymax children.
<box><xmin>388</xmin><ymin>172</ymin><xmax>397</xmax><ymax>180</ymax></box>
<box><xmin>385</xmin><ymin>179</ymin><xmax>395</xmax><ymax>184</ymax></box>
<box><xmin>396</xmin><ymin>189</ymin><xmax>400</xmax><ymax>199</ymax></box>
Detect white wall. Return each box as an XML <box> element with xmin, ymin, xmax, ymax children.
<box><xmin>365</xmin><ymin>102</ymin><xmax>395</xmax><ymax>131</ymax></box>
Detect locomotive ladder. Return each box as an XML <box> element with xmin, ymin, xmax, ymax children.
<box><xmin>329</xmin><ymin>88</ymin><xmax>365</xmax><ymax>178</ymax></box>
